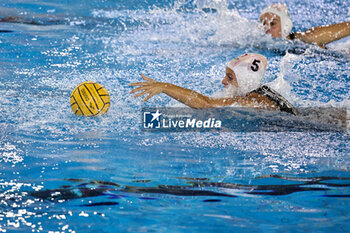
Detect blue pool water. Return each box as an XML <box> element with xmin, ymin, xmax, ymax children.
<box><xmin>1</xmin><ymin>0</ymin><xmax>350</xmax><ymax>232</ymax></box>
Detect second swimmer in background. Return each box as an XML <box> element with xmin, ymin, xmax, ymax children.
<box><xmin>130</xmin><ymin>53</ymin><xmax>297</xmax><ymax>115</ymax></box>
<box><xmin>259</xmin><ymin>3</ymin><xmax>350</xmax><ymax>49</ymax></box>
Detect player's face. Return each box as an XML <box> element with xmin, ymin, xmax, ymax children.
<box><xmin>260</xmin><ymin>13</ymin><xmax>282</xmax><ymax>38</ymax></box>
<box><xmin>222</xmin><ymin>67</ymin><xmax>238</xmax><ymax>88</ymax></box>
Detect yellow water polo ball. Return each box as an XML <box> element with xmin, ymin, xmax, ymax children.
<box><xmin>70</xmin><ymin>81</ymin><xmax>110</xmax><ymax>116</ymax></box>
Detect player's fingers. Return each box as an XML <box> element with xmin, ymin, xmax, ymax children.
<box><xmin>143</xmin><ymin>91</ymin><xmax>158</xmax><ymax>102</ymax></box>
<box><xmin>134</xmin><ymin>90</ymin><xmax>149</xmax><ymax>98</ymax></box>
<box><xmin>141</xmin><ymin>73</ymin><xmax>156</xmax><ymax>82</ymax></box>
<box><xmin>143</xmin><ymin>94</ymin><xmax>152</xmax><ymax>102</ymax></box>
<box><xmin>130</xmin><ymin>86</ymin><xmax>150</xmax><ymax>94</ymax></box>
<box><xmin>129</xmin><ymin>82</ymin><xmax>149</xmax><ymax>87</ymax></box>
<box><xmin>143</xmin><ymin>88</ymin><xmax>162</xmax><ymax>102</ymax></box>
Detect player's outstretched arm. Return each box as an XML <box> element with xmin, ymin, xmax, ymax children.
<box><xmin>288</xmin><ymin>21</ymin><xmax>350</xmax><ymax>48</ymax></box>
<box><xmin>130</xmin><ymin>74</ymin><xmax>221</xmax><ymax>108</ymax></box>
<box><xmin>130</xmin><ymin>74</ymin><xmax>278</xmax><ymax>109</ymax></box>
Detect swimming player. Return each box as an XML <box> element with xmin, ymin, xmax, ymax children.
<box><xmin>260</xmin><ymin>3</ymin><xmax>350</xmax><ymax>48</ymax></box>
<box><xmin>130</xmin><ymin>53</ymin><xmax>297</xmax><ymax>115</ymax></box>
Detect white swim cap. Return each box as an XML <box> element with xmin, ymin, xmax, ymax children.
<box><xmin>260</xmin><ymin>3</ymin><xmax>293</xmax><ymax>38</ymax></box>
<box><xmin>226</xmin><ymin>53</ymin><xmax>267</xmax><ymax>94</ymax></box>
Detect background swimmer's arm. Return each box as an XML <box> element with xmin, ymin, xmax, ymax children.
<box><xmin>288</xmin><ymin>21</ymin><xmax>350</xmax><ymax>48</ymax></box>
<box><xmin>130</xmin><ymin>74</ymin><xmax>279</xmax><ymax>109</ymax></box>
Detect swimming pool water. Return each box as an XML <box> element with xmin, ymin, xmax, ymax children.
<box><xmin>0</xmin><ymin>0</ymin><xmax>350</xmax><ymax>232</ymax></box>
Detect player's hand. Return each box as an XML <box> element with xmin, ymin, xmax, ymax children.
<box><xmin>129</xmin><ymin>74</ymin><xmax>165</xmax><ymax>102</ymax></box>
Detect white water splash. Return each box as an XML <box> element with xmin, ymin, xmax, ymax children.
<box><xmin>267</xmin><ymin>52</ymin><xmax>298</xmax><ymax>103</ymax></box>
<box><xmin>328</xmin><ymin>37</ymin><xmax>350</xmax><ymax>58</ymax></box>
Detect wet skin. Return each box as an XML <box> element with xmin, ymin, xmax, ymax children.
<box><xmin>260</xmin><ymin>12</ymin><xmax>282</xmax><ymax>38</ymax></box>
<box><xmin>221</xmin><ymin>67</ymin><xmax>239</xmax><ymax>88</ymax></box>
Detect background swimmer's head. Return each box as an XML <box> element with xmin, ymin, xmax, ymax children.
<box><xmin>260</xmin><ymin>3</ymin><xmax>293</xmax><ymax>38</ymax></box>
<box><xmin>223</xmin><ymin>53</ymin><xmax>267</xmax><ymax>95</ymax></box>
